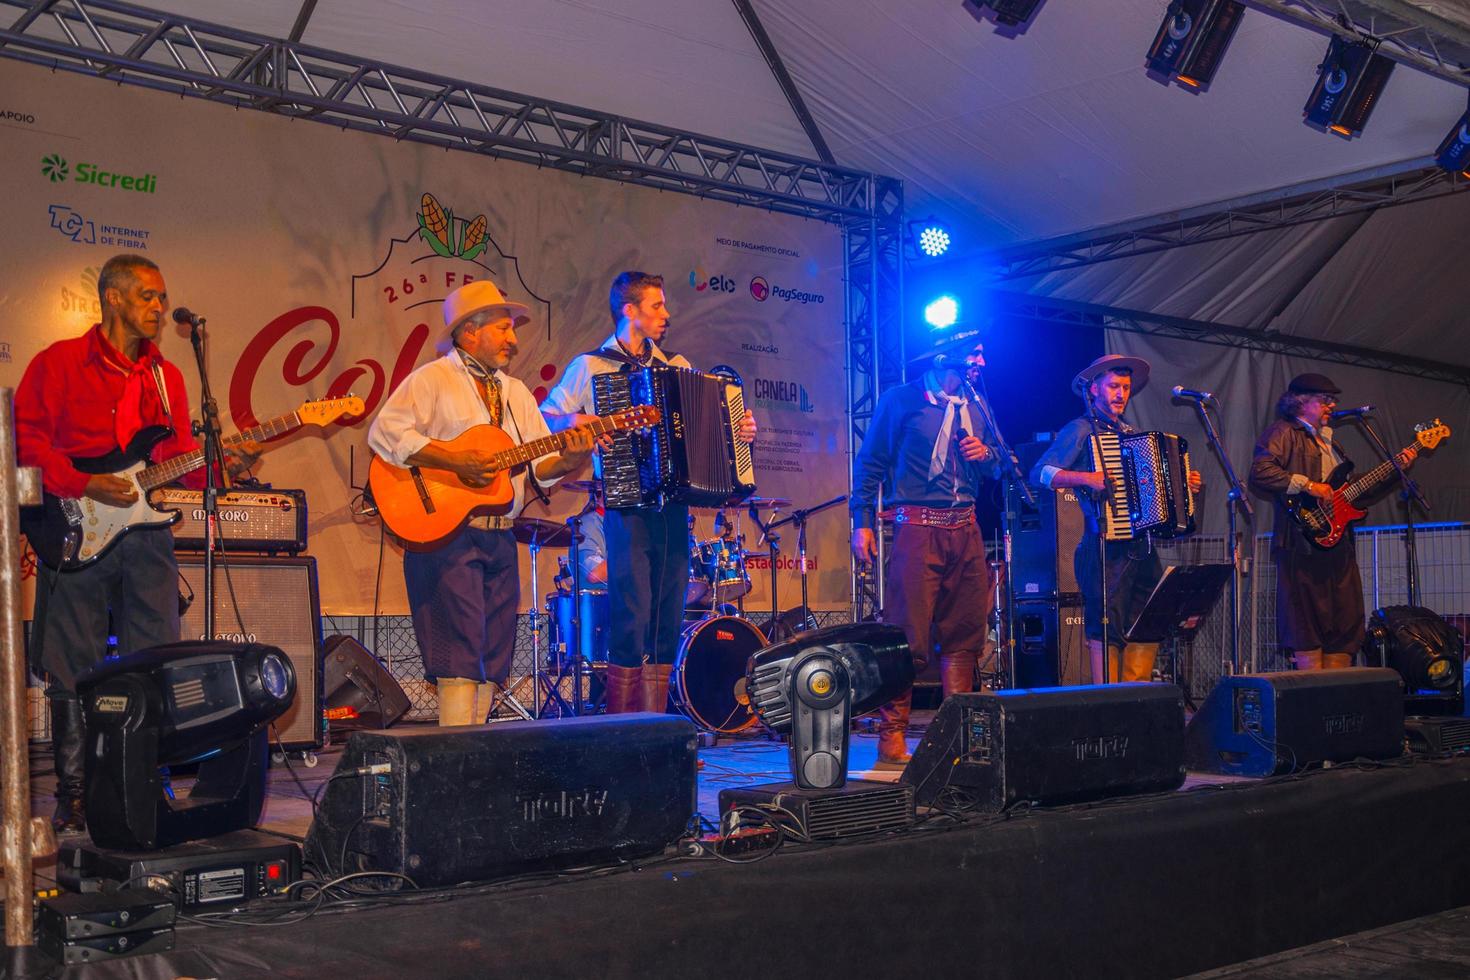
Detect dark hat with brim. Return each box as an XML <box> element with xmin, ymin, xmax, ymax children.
<box><xmin>905</xmin><ymin>327</ymin><xmax>984</xmax><ymax>379</ymax></box>
<box><xmin>1287</xmin><ymin>372</ymin><xmax>1341</xmax><ymax>395</ymax></box>
<box><xmin>1072</xmin><ymin>354</ymin><xmax>1151</xmax><ymax>396</ymax></box>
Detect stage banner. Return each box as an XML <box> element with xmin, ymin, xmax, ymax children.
<box><xmin>0</xmin><ymin>60</ymin><xmax>850</xmax><ymax>617</ymax></box>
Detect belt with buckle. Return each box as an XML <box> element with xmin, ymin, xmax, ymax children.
<box><xmin>889</xmin><ymin>505</ymin><xmax>975</xmax><ymax>529</ymax></box>
<box><xmin>465</xmin><ymin>515</ymin><xmax>516</xmax><ymax>531</ymax></box>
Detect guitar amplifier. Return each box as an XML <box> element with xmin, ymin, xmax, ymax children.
<box><xmin>155</xmin><ymin>488</ymin><xmax>307</xmax><ymax>553</ymax></box>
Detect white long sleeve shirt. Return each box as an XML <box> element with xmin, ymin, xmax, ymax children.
<box><xmin>367</xmin><ymin>349</ymin><xmax>557</xmax><ymax>519</ymax></box>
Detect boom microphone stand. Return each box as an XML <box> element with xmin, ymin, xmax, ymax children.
<box><xmin>1349</xmin><ymin>413</ymin><xmax>1429</xmax><ymax>606</ymax></box>
<box><xmin>1183</xmin><ymin>395</ymin><xmax>1253</xmax><ymax>674</ymax></box>
<box><xmin>1081</xmin><ymin>390</ymin><xmax>1112</xmax><ymax>683</ymax></box>
<box><xmin>181</xmin><ymin>310</ymin><xmax>223</xmax><ymax>640</ymax></box>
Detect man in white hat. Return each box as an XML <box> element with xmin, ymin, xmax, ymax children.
<box><xmin>368</xmin><ymin>279</ymin><xmax>596</xmax><ymax>726</ymax></box>
<box><xmin>1029</xmin><ymin>354</ymin><xmax>1202</xmax><ymax>686</ymax></box>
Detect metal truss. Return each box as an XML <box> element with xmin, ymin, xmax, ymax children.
<box><xmin>988</xmin><ymin>163</ymin><xmax>1469</xmax><ymax>280</ymax></box>
<box><xmin>998</xmin><ymin>292</ymin><xmax>1470</xmax><ymax>389</ymax></box>
<box><xmin>844</xmin><ymin>182</ymin><xmax>905</xmax><ymax>620</ymax></box>
<box><xmin>0</xmin><ymin>0</ymin><xmax>890</xmax><ymax>221</ymax></box>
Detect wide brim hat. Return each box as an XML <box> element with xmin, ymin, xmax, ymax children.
<box><xmin>442</xmin><ymin>280</ymin><xmax>531</xmax><ymax>339</ymax></box>
<box><xmin>1071</xmin><ymin>354</ymin><xmax>1151</xmax><ymax>396</ymax></box>
<box><xmin>1287</xmin><ymin>372</ymin><xmax>1341</xmax><ymax>395</ymax></box>
<box><xmin>905</xmin><ymin>325</ymin><xmax>984</xmax><ymax>375</ymax></box>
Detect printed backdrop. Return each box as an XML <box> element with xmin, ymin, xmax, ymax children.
<box><xmin>0</xmin><ymin>60</ymin><xmax>851</xmax><ymax>616</ymax></box>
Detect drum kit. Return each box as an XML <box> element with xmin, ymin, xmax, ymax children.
<box><xmin>514</xmin><ymin>479</ymin><xmax>842</xmax><ymax>735</ymax></box>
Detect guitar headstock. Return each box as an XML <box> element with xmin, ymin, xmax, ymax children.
<box><xmin>299</xmin><ymin>395</ymin><xmax>367</xmax><ymax>427</ymax></box>
<box><xmin>1414</xmin><ymin>418</ymin><xmax>1451</xmax><ymax>451</ymax></box>
<box><xmin>613</xmin><ymin>405</ymin><xmax>663</xmax><ymax>431</ymax></box>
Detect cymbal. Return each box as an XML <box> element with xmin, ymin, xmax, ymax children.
<box><xmin>559</xmin><ymin>479</ymin><xmax>601</xmax><ymax>495</ymax></box>
<box><xmin>512</xmin><ymin>518</ymin><xmax>573</xmax><ymax>547</ymax></box>
<box><xmin>745</xmin><ymin>496</ymin><xmax>792</xmax><ymax>509</ymax></box>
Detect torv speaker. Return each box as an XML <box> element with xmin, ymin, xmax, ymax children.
<box><xmin>900</xmin><ymin>684</ymin><xmax>1185</xmax><ymax>811</ymax></box>
<box><xmin>1183</xmin><ymin>668</ymin><xmax>1404</xmax><ymax>777</ymax></box>
<box><xmin>306</xmin><ymin>714</ymin><xmax>697</xmax><ymax>886</ymax></box>
<box><xmin>321</xmin><ymin>634</ymin><xmax>412</xmax><ymax>730</ymax></box>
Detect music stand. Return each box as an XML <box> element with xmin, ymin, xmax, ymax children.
<box><xmin>1124</xmin><ymin>563</ymin><xmax>1232</xmax><ymax>706</ymax></box>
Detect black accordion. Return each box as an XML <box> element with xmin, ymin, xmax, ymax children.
<box><xmin>592</xmin><ymin>365</ymin><xmax>757</xmax><ymax>509</ymax></box>
<box><xmin>1089</xmin><ymin>430</ymin><xmax>1195</xmax><ymax>541</ymax></box>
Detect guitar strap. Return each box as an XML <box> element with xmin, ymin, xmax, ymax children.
<box><xmin>149</xmin><ymin>361</ymin><xmax>173</xmax><ymax>428</ymax></box>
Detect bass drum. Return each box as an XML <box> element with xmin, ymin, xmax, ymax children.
<box><xmin>672</xmin><ymin>616</ymin><xmax>767</xmax><ymax>734</ymax></box>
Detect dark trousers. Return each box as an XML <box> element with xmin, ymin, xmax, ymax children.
<box><xmin>404</xmin><ymin>527</ymin><xmax>518</xmax><ymax>684</ymax></box>
<box><xmin>30</xmin><ymin>526</ymin><xmax>180</xmax><ymax>697</ymax></box>
<box><xmin>605</xmin><ymin>505</ymin><xmax>690</xmax><ymax>668</ymax></box>
<box><xmin>1074</xmin><ymin>535</ymin><xmax>1163</xmax><ymax>646</ymax></box>
<box><xmin>1275</xmin><ymin>542</ymin><xmax>1365</xmax><ymax>654</ymax></box>
<box><xmin>883</xmin><ymin>522</ymin><xmax>991</xmax><ymax>672</ymax></box>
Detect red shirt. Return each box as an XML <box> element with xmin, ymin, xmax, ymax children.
<box><xmin>16</xmin><ymin>324</ymin><xmax>204</xmax><ymax>498</ymax></box>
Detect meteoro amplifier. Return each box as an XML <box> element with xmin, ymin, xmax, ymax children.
<box><xmin>155</xmin><ymin>487</ymin><xmax>307</xmax><ymax>553</ymax></box>
<box><xmin>901</xmin><ymin>685</ymin><xmax>1186</xmax><ymax>810</ymax></box>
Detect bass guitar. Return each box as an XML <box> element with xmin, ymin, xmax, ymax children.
<box><xmin>368</xmin><ymin>406</ymin><xmax>660</xmax><ymax>548</ymax></box>
<box><xmin>22</xmin><ymin>397</ymin><xmax>364</xmax><ymax>570</ymax></box>
<box><xmin>1284</xmin><ymin>419</ymin><xmax>1450</xmax><ymax>548</ymax></box>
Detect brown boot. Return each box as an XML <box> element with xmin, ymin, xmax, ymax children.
<box><xmin>940</xmin><ymin>651</ymin><xmax>978</xmax><ymax>698</ymax></box>
<box><xmin>436</xmin><ymin>678</ymin><xmax>477</xmax><ymax>727</ymax></box>
<box><xmin>641</xmin><ymin>663</ymin><xmax>673</xmax><ymax>714</ymax></box>
<box><xmin>875</xmin><ymin>689</ymin><xmax>912</xmax><ymax>769</ymax></box>
<box><xmin>1121</xmin><ymin>644</ymin><xmax>1159</xmax><ymax>683</ymax></box>
<box><xmin>604</xmin><ymin>665</ymin><xmax>643</xmax><ymax>714</ymax></box>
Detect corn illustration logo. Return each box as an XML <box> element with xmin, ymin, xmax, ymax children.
<box><xmin>416</xmin><ymin>191</ymin><xmax>488</xmax><ymax>262</ymax></box>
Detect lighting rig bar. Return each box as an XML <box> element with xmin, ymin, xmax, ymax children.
<box><xmin>0</xmin><ymin>0</ymin><xmax>899</xmax><ymax>222</ymax></box>
<box><xmin>999</xmin><ymin>293</ymin><xmax>1470</xmax><ymax>389</ymax></box>
<box><xmin>988</xmin><ymin>162</ymin><xmax>1469</xmax><ymax>279</ymax></box>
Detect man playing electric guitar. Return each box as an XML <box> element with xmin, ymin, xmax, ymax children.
<box><xmin>367</xmin><ymin>279</ymin><xmax>597</xmax><ymax>727</ymax></box>
<box><xmin>16</xmin><ymin>254</ymin><xmax>261</xmax><ymax>834</ymax></box>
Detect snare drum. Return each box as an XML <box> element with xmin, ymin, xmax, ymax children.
<box><xmin>672</xmin><ymin>615</ymin><xmax>767</xmax><ymax>734</ymax></box>
<box><xmin>546</xmin><ymin>589</ymin><xmax>609</xmax><ymax>667</ymax></box>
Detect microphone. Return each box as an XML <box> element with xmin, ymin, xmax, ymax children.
<box><xmin>171</xmin><ymin>307</ymin><xmax>204</xmax><ymax>326</ymax></box>
<box><xmin>1171</xmin><ymin>385</ymin><xmax>1215</xmax><ymax>402</ymax></box>
<box><xmin>1330</xmin><ymin>405</ymin><xmax>1375</xmax><ymax>422</ymax></box>
<box><xmin>933</xmin><ymin>354</ymin><xmax>979</xmax><ymax>370</ymax></box>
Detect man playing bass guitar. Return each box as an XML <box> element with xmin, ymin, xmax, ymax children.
<box><xmin>367</xmin><ymin>280</ymin><xmax>596</xmax><ymax>727</ymax></box>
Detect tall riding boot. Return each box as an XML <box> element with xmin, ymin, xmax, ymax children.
<box><xmin>604</xmin><ymin>665</ymin><xmax>643</xmax><ymax>714</ymax></box>
<box><xmin>50</xmin><ymin>697</ymin><xmax>87</xmax><ymax>835</ymax></box>
<box><xmin>1121</xmin><ymin>644</ymin><xmax>1159</xmax><ymax>683</ymax></box>
<box><xmin>875</xmin><ymin>688</ymin><xmax>913</xmax><ymax>769</ymax></box>
<box><xmin>640</xmin><ymin>663</ymin><xmax>673</xmax><ymax>714</ymax></box>
<box><xmin>940</xmin><ymin>651</ymin><xmax>979</xmax><ymax>699</ymax></box>
<box><xmin>435</xmin><ymin>677</ymin><xmax>478</xmax><ymax>727</ymax></box>
<box><xmin>474</xmin><ymin>682</ymin><xmax>502</xmax><ymax>723</ymax></box>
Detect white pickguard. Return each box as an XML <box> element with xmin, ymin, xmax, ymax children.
<box><xmin>70</xmin><ymin>460</ymin><xmax>178</xmax><ymax>563</ymax></box>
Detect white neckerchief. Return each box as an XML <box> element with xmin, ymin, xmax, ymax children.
<box><xmin>924</xmin><ymin>373</ymin><xmax>977</xmax><ymax>480</ymax></box>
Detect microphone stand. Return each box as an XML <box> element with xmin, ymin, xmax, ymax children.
<box><xmin>748</xmin><ymin>504</ymin><xmax>781</xmax><ymax>634</ymax></box>
<box><xmin>767</xmin><ymin>496</ymin><xmax>846</xmax><ymax>631</ymax></box>
<box><xmin>1081</xmin><ymin>392</ymin><xmax>1112</xmax><ymax>682</ymax></box>
<box><xmin>186</xmin><ymin>316</ymin><xmax>223</xmax><ymax>640</ymax></box>
<box><xmin>1350</xmin><ymin>415</ymin><xmax>1428</xmax><ymax>606</ymax></box>
<box><xmin>1185</xmin><ymin>396</ymin><xmax>1253</xmax><ymax>674</ymax></box>
<box><xmin>969</xmin><ymin>369</ymin><xmax>1031</xmax><ymax>689</ymax></box>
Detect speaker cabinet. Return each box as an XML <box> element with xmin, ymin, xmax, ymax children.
<box><xmin>901</xmin><ymin>685</ymin><xmax>1185</xmax><ymax>810</ymax></box>
<box><xmin>1184</xmin><ymin>668</ymin><xmax>1404</xmax><ymax>776</ymax></box>
<box><xmin>306</xmin><ymin>715</ymin><xmax>698</xmax><ymax>886</ymax></box>
<box><xmin>1011</xmin><ymin>442</ymin><xmax>1086</xmax><ymax>600</ymax></box>
<box><xmin>1014</xmin><ymin>599</ymin><xmax>1090</xmax><ymax>688</ymax></box>
<box><xmin>322</xmin><ymin>635</ymin><xmax>411</xmax><ymax>730</ymax></box>
<box><xmin>176</xmin><ymin>555</ymin><xmax>323</xmax><ymax>750</ymax></box>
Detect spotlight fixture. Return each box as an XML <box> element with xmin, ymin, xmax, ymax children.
<box><xmin>1304</xmin><ymin>35</ymin><xmax>1395</xmax><ymax>137</ymax></box>
<box><xmin>1433</xmin><ymin>103</ymin><xmax>1470</xmax><ymax>177</ymax></box>
<box><xmin>1144</xmin><ymin>0</ymin><xmax>1246</xmax><ymax>89</ymax></box>
<box><xmin>923</xmin><ymin>295</ymin><xmax>960</xmax><ymax>330</ymax></box>
<box><xmin>908</xmin><ymin>218</ymin><xmax>953</xmax><ymax>258</ymax></box>
<box><xmin>1369</xmin><ymin>606</ymin><xmax>1464</xmax><ymax>716</ymax></box>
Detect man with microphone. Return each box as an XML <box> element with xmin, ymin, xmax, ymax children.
<box><xmin>1249</xmin><ymin>374</ymin><xmax>1383</xmax><ymax>670</ymax></box>
<box><xmin>850</xmin><ymin>329</ymin><xmax>1002</xmax><ymax>768</ymax></box>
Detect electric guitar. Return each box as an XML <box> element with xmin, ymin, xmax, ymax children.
<box><xmin>21</xmin><ymin>397</ymin><xmax>365</xmax><ymax>570</ymax></box>
<box><xmin>1283</xmin><ymin>419</ymin><xmax>1450</xmax><ymax>548</ymax></box>
<box><xmin>368</xmin><ymin>406</ymin><xmax>660</xmax><ymax>549</ymax></box>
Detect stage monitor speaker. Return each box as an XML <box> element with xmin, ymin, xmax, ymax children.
<box><xmin>1010</xmin><ymin>442</ymin><xmax>1085</xmax><ymax>599</ymax></box>
<box><xmin>306</xmin><ymin>714</ymin><xmax>698</xmax><ymax>887</ymax></box>
<box><xmin>1183</xmin><ymin>668</ymin><xmax>1404</xmax><ymax>776</ymax></box>
<box><xmin>322</xmin><ymin>635</ymin><xmax>411</xmax><ymax>730</ymax></box>
<box><xmin>1014</xmin><ymin>599</ymin><xmax>1090</xmax><ymax>688</ymax></box>
<box><xmin>176</xmin><ymin>555</ymin><xmax>323</xmax><ymax>750</ymax></box>
<box><xmin>901</xmin><ymin>684</ymin><xmax>1185</xmax><ymax>811</ymax></box>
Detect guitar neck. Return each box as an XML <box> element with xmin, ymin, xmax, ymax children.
<box><xmin>1342</xmin><ymin>444</ymin><xmax>1415</xmax><ymax>505</ymax></box>
<box><xmin>137</xmin><ymin>412</ymin><xmax>303</xmax><ymax>491</ymax></box>
<box><xmin>491</xmin><ymin>415</ymin><xmax>621</xmax><ymax>471</ymax></box>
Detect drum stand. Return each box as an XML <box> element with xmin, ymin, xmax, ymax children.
<box><xmin>501</xmin><ymin>534</ymin><xmax>547</xmax><ymax>721</ymax></box>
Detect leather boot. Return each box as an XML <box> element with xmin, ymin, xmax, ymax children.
<box><xmin>604</xmin><ymin>665</ymin><xmax>643</xmax><ymax>714</ymax></box>
<box><xmin>940</xmin><ymin>651</ymin><xmax>978</xmax><ymax>699</ymax></box>
<box><xmin>474</xmin><ymin>681</ymin><xmax>501</xmax><ymax>723</ymax></box>
<box><xmin>1322</xmin><ymin>653</ymin><xmax>1354</xmax><ymax>670</ymax></box>
<box><xmin>1121</xmin><ymin>644</ymin><xmax>1158</xmax><ymax>683</ymax></box>
<box><xmin>875</xmin><ymin>689</ymin><xmax>912</xmax><ymax>769</ymax></box>
<box><xmin>436</xmin><ymin>678</ymin><xmax>478</xmax><ymax>727</ymax></box>
<box><xmin>50</xmin><ymin>697</ymin><xmax>87</xmax><ymax>835</ymax></box>
<box><xmin>1293</xmin><ymin>649</ymin><xmax>1324</xmax><ymax>671</ymax></box>
<box><xmin>641</xmin><ymin>663</ymin><xmax>673</xmax><ymax>714</ymax></box>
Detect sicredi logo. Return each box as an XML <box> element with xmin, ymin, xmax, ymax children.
<box><xmin>40</xmin><ymin>153</ymin><xmax>158</xmax><ymax>193</ymax></box>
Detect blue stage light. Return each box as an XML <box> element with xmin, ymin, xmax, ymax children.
<box><xmin>924</xmin><ymin>296</ymin><xmax>959</xmax><ymax>330</ymax></box>
<box><xmin>918</xmin><ymin>225</ymin><xmax>951</xmax><ymax>257</ymax></box>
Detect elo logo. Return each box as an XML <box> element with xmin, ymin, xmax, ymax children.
<box><xmin>689</xmin><ymin>267</ymin><xmax>735</xmax><ymax>293</ymax></box>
